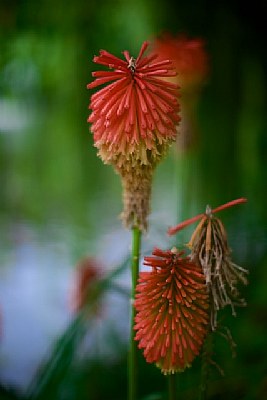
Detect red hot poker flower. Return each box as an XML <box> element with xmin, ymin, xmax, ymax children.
<box><xmin>87</xmin><ymin>41</ymin><xmax>180</xmax><ymax>166</ymax></box>
<box><xmin>134</xmin><ymin>247</ymin><xmax>209</xmax><ymax>374</ymax></box>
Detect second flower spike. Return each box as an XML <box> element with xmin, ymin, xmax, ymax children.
<box><xmin>134</xmin><ymin>247</ymin><xmax>209</xmax><ymax>374</ymax></box>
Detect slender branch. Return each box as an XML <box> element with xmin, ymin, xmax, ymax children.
<box><xmin>128</xmin><ymin>226</ymin><xmax>141</xmax><ymax>400</ymax></box>
<box><xmin>168</xmin><ymin>374</ymin><xmax>177</xmax><ymax>400</ymax></box>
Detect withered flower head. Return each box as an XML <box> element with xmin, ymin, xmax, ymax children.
<box><xmin>88</xmin><ymin>41</ymin><xmax>180</xmax><ymax>167</ymax></box>
<box><xmin>168</xmin><ymin>198</ymin><xmax>249</xmax><ymax>330</ymax></box>
<box><xmin>134</xmin><ymin>247</ymin><xmax>209</xmax><ymax>374</ymax></box>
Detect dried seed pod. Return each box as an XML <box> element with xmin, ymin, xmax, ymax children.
<box><xmin>168</xmin><ymin>199</ymin><xmax>249</xmax><ymax>330</ymax></box>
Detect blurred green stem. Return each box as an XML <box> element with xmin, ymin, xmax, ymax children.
<box><xmin>168</xmin><ymin>374</ymin><xmax>177</xmax><ymax>400</ymax></box>
<box><xmin>199</xmin><ymin>332</ymin><xmax>213</xmax><ymax>400</ymax></box>
<box><xmin>128</xmin><ymin>226</ymin><xmax>141</xmax><ymax>400</ymax></box>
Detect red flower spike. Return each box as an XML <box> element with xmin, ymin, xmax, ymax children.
<box><xmin>87</xmin><ymin>42</ymin><xmax>180</xmax><ymax>165</ymax></box>
<box><xmin>134</xmin><ymin>247</ymin><xmax>209</xmax><ymax>374</ymax></box>
<box><xmin>168</xmin><ymin>198</ymin><xmax>247</xmax><ymax>236</ymax></box>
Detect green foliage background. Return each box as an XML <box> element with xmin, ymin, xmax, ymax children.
<box><xmin>0</xmin><ymin>0</ymin><xmax>267</xmax><ymax>399</ymax></box>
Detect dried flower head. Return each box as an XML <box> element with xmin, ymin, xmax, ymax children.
<box><xmin>134</xmin><ymin>247</ymin><xmax>209</xmax><ymax>374</ymax></box>
<box><xmin>87</xmin><ymin>41</ymin><xmax>180</xmax><ymax>167</ymax></box>
<box><xmin>168</xmin><ymin>198</ymin><xmax>249</xmax><ymax>330</ymax></box>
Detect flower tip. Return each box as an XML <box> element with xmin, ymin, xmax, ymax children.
<box><xmin>92</xmin><ymin>55</ymin><xmax>99</xmax><ymax>62</ymax></box>
<box><xmin>167</xmin><ymin>226</ymin><xmax>176</xmax><ymax>236</ymax></box>
<box><xmin>141</xmin><ymin>40</ymin><xmax>150</xmax><ymax>49</ymax></box>
<box><xmin>136</xmin><ymin>40</ymin><xmax>150</xmax><ymax>62</ymax></box>
<box><xmin>240</xmin><ymin>197</ymin><xmax>248</xmax><ymax>203</ymax></box>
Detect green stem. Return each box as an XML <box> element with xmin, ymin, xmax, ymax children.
<box><xmin>199</xmin><ymin>333</ymin><xmax>213</xmax><ymax>400</ymax></box>
<box><xmin>168</xmin><ymin>374</ymin><xmax>177</xmax><ymax>400</ymax></box>
<box><xmin>128</xmin><ymin>225</ymin><xmax>141</xmax><ymax>400</ymax></box>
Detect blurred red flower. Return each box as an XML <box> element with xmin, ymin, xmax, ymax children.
<box><xmin>70</xmin><ymin>257</ymin><xmax>102</xmax><ymax>313</ymax></box>
<box><xmin>134</xmin><ymin>247</ymin><xmax>209</xmax><ymax>374</ymax></box>
<box><xmin>153</xmin><ymin>33</ymin><xmax>209</xmax><ymax>151</ymax></box>
<box><xmin>153</xmin><ymin>33</ymin><xmax>209</xmax><ymax>90</ymax></box>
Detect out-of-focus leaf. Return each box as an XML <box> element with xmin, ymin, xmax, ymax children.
<box><xmin>0</xmin><ymin>384</ymin><xmax>23</xmax><ymax>400</ymax></box>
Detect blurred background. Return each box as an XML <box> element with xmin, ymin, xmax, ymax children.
<box><xmin>0</xmin><ymin>0</ymin><xmax>267</xmax><ymax>399</ymax></box>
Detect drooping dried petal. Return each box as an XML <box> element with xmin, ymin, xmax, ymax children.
<box><xmin>188</xmin><ymin>210</ymin><xmax>249</xmax><ymax>330</ymax></box>
<box><xmin>134</xmin><ymin>248</ymin><xmax>209</xmax><ymax>374</ymax></box>
<box><xmin>168</xmin><ymin>199</ymin><xmax>249</xmax><ymax>330</ymax></box>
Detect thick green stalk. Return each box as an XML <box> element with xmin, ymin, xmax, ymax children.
<box><xmin>128</xmin><ymin>226</ymin><xmax>141</xmax><ymax>400</ymax></box>
<box><xmin>168</xmin><ymin>374</ymin><xmax>177</xmax><ymax>400</ymax></box>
